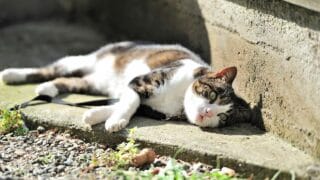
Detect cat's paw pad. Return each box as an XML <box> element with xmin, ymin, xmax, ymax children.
<box><xmin>35</xmin><ymin>82</ymin><xmax>58</xmax><ymax>97</ymax></box>
<box><xmin>0</xmin><ymin>68</ymin><xmax>34</xmax><ymax>84</ymax></box>
<box><xmin>105</xmin><ymin>118</ymin><xmax>129</xmax><ymax>133</ymax></box>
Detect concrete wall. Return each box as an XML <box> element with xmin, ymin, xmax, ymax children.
<box><xmin>0</xmin><ymin>0</ymin><xmax>67</xmax><ymax>27</ymax></box>
<box><xmin>199</xmin><ymin>0</ymin><xmax>320</xmax><ymax>158</ymax></box>
<box><xmin>84</xmin><ymin>0</ymin><xmax>320</xmax><ymax>158</ymax></box>
<box><xmin>284</xmin><ymin>0</ymin><xmax>320</xmax><ymax>13</ymax></box>
<box><xmin>201</xmin><ymin>0</ymin><xmax>320</xmax><ymax>159</ymax></box>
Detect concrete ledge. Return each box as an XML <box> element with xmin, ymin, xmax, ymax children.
<box><xmin>284</xmin><ymin>0</ymin><xmax>320</xmax><ymax>13</ymax></box>
<box><xmin>0</xmin><ymin>82</ymin><xmax>316</xmax><ymax>179</ymax></box>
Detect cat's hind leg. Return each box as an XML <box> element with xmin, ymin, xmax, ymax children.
<box><xmin>35</xmin><ymin>76</ymin><xmax>99</xmax><ymax>97</ymax></box>
<box><xmin>104</xmin><ymin>87</ymin><xmax>140</xmax><ymax>133</ymax></box>
<box><xmin>0</xmin><ymin>55</ymin><xmax>96</xmax><ymax>84</ymax></box>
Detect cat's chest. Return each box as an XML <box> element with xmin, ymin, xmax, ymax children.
<box><xmin>142</xmin><ymin>86</ymin><xmax>185</xmax><ymax>116</ymax></box>
<box><xmin>142</xmin><ymin>65</ymin><xmax>198</xmax><ymax>116</ymax></box>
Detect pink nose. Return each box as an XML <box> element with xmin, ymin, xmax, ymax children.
<box><xmin>197</xmin><ymin>108</ymin><xmax>214</xmax><ymax>122</ymax></box>
<box><xmin>204</xmin><ymin>108</ymin><xmax>214</xmax><ymax>118</ymax></box>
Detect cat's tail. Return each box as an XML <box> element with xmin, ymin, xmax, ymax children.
<box><xmin>10</xmin><ymin>95</ymin><xmax>119</xmax><ymax>111</ymax></box>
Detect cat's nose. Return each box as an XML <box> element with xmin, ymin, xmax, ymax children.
<box><xmin>204</xmin><ymin>108</ymin><xmax>214</xmax><ymax>118</ymax></box>
<box><xmin>198</xmin><ymin>108</ymin><xmax>214</xmax><ymax>122</ymax></box>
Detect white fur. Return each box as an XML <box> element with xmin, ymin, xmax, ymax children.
<box><xmin>83</xmin><ymin>105</ymin><xmax>115</xmax><ymax>125</ymax></box>
<box><xmin>35</xmin><ymin>82</ymin><xmax>59</xmax><ymax>97</ymax></box>
<box><xmin>105</xmin><ymin>87</ymin><xmax>140</xmax><ymax>133</ymax></box>
<box><xmin>55</xmin><ymin>55</ymin><xmax>96</xmax><ymax>75</ymax></box>
<box><xmin>0</xmin><ymin>68</ymin><xmax>37</xmax><ymax>83</ymax></box>
<box><xmin>84</xmin><ymin>54</ymin><xmax>117</xmax><ymax>96</ymax></box>
<box><xmin>184</xmin><ymin>85</ymin><xmax>232</xmax><ymax>127</ymax></box>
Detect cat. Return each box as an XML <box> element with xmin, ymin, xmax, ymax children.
<box><xmin>0</xmin><ymin>41</ymin><xmax>251</xmax><ymax>133</ymax></box>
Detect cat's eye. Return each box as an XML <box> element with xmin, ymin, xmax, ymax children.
<box><xmin>218</xmin><ymin>113</ymin><xmax>228</xmax><ymax>126</ymax></box>
<box><xmin>218</xmin><ymin>113</ymin><xmax>228</xmax><ymax>122</ymax></box>
<box><xmin>209</xmin><ymin>91</ymin><xmax>217</xmax><ymax>102</ymax></box>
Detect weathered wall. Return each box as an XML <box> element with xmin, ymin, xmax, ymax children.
<box><xmin>84</xmin><ymin>0</ymin><xmax>320</xmax><ymax>158</ymax></box>
<box><xmin>198</xmin><ymin>0</ymin><xmax>320</xmax><ymax>159</ymax></box>
<box><xmin>87</xmin><ymin>0</ymin><xmax>211</xmax><ymax>63</ymax></box>
<box><xmin>0</xmin><ymin>0</ymin><xmax>105</xmax><ymax>68</ymax></box>
<box><xmin>0</xmin><ymin>0</ymin><xmax>67</xmax><ymax>27</ymax></box>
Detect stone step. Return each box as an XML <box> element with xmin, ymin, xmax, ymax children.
<box><xmin>0</xmin><ymin>83</ymin><xmax>316</xmax><ymax>179</ymax></box>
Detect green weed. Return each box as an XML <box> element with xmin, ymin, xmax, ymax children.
<box><xmin>90</xmin><ymin>127</ymin><xmax>239</xmax><ymax>179</ymax></box>
<box><xmin>105</xmin><ymin>157</ymin><xmax>238</xmax><ymax>180</ymax></box>
<box><xmin>91</xmin><ymin>127</ymin><xmax>139</xmax><ymax>169</ymax></box>
<box><xmin>0</xmin><ymin>109</ymin><xmax>28</xmax><ymax>136</ymax></box>
<box><xmin>38</xmin><ymin>153</ymin><xmax>54</xmax><ymax>165</ymax></box>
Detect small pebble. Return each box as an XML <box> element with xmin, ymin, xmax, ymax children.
<box><xmin>64</xmin><ymin>159</ymin><xmax>73</xmax><ymax>166</ymax></box>
<box><xmin>37</xmin><ymin>126</ymin><xmax>46</xmax><ymax>133</ymax></box>
<box><xmin>221</xmin><ymin>167</ymin><xmax>236</xmax><ymax>177</ymax></box>
<box><xmin>307</xmin><ymin>164</ymin><xmax>320</xmax><ymax>177</ymax></box>
<box><xmin>56</xmin><ymin>165</ymin><xmax>65</xmax><ymax>173</ymax></box>
<box><xmin>14</xmin><ymin>149</ymin><xmax>26</xmax><ymax>156</ymax></box>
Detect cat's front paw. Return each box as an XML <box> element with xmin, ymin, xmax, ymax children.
<box><xmin>83</xmin><ymin>107</ymin><xmax>113</xmax><ymax>126</ymax></box>
<box><xmin>105</xmin><ymin>118</ymin><xmax>129</xmax><ymax>133</ymax></box>
<box><xmin>0</xmin><ymin>68</ymin><xmax>35</xmax><ymax>84</ymax></box>
<box><xmin>83</xmin><ymin>110</ymin><xmax>98</xmax><ymax>126</ymax></box>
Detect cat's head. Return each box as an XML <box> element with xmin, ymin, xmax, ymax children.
<box><xmin>184</xmin><ymin>66</ymin><xmax>238</xmax><ymax>128</ymax></box>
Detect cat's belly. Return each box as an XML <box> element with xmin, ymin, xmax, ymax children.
<box><xmin>92</xmin><ymin>57</ymin><xmax>151</xmax><ymax>97</ymax></box>
<box><xmin>143</xmin><ymin>97</ymin><xmax>184</xmax><ymax>116</ymax></box>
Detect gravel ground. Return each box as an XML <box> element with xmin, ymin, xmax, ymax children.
<box><xmin>0</xmin><ymin>127</ymin><xmax>214</xmax><ymax>179</ymax></box>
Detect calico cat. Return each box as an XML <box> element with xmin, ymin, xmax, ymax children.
<box><xmin>0</xmin><ymin>41</ymin><xmax>251</xmax><ymax>132</ymax></box>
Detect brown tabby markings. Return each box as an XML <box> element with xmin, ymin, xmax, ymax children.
<box><xmin>96</xmin><ymin>43</ymin><xmax>137</xmax><ymax>59</ymax></box>
<box><xmin>25</xmin><ymin>67</ymin><xmax>85</xmax><ymax>83</ymax></box>
<box><xmin>146</xmin><ymin>50</ymin><xmax>190</xmax><ymax>69</ymax></box>
<box><xmin>192</xmin><ymin>76</ymin><xmax>233</xmax><ymax>105</ymax></box>
<box><xmin>25</xmin><ymin>67</ymin><xmax>56</xmax><ymax>83</ymax></box>
<box><xmin>53</xmin><ymin>77</ymin><xmax>90</xmax><ymax>94</ymax></box>
<box><xmin>108</xmin><ymin>49</ymin><xmax>190</xmax><ymax>72</ymax></box>
<box><xmin>193</xmin><ymin>67</ymin><xmax>209</xmax><ymax>78</ymax></box>
<box><xmin>114</xmin><ymin>49</ymin><xmax>153</xmax><ymax>72</ymax></box>
<box><xmin>129</xmin><ymin>62</ymin><xmax>182</xmax><ymax>98</ymax></box>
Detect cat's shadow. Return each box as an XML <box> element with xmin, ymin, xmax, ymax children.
<box><xmin>129</xmin><ymin>117</ymin><xmax>265</xmax><ymax>136</ymax></box>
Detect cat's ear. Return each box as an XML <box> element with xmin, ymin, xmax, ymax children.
<box><xmin>213</xmin><ymin>66</ymin><xmax>237</xmax><ymax>84</ymax></box>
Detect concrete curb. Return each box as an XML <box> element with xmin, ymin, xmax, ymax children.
<box><xmin>0</xmin><ymin>83</ymin><xmax>315</xmax><ymax>179</ymax></box>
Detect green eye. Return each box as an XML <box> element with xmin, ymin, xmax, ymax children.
<box><xmin>218</xmin><ymin>113</ymin><xmax>228</xmax><ymax>127</ymax></box>
<box><xmin>209</xmin><ymin>91</ymin><xmax>217</xmax><ymax>101</ymax></box>
<box><xmin>218</xmin><ymin>113</ymin><xmax>228</xmax><ymax>121</ymax></box>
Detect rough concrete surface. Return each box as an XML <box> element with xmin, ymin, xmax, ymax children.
<box><xmin>284</xmin><ymin>0</ymin><xmax>320</xmax><ymax>13</ymax></box>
